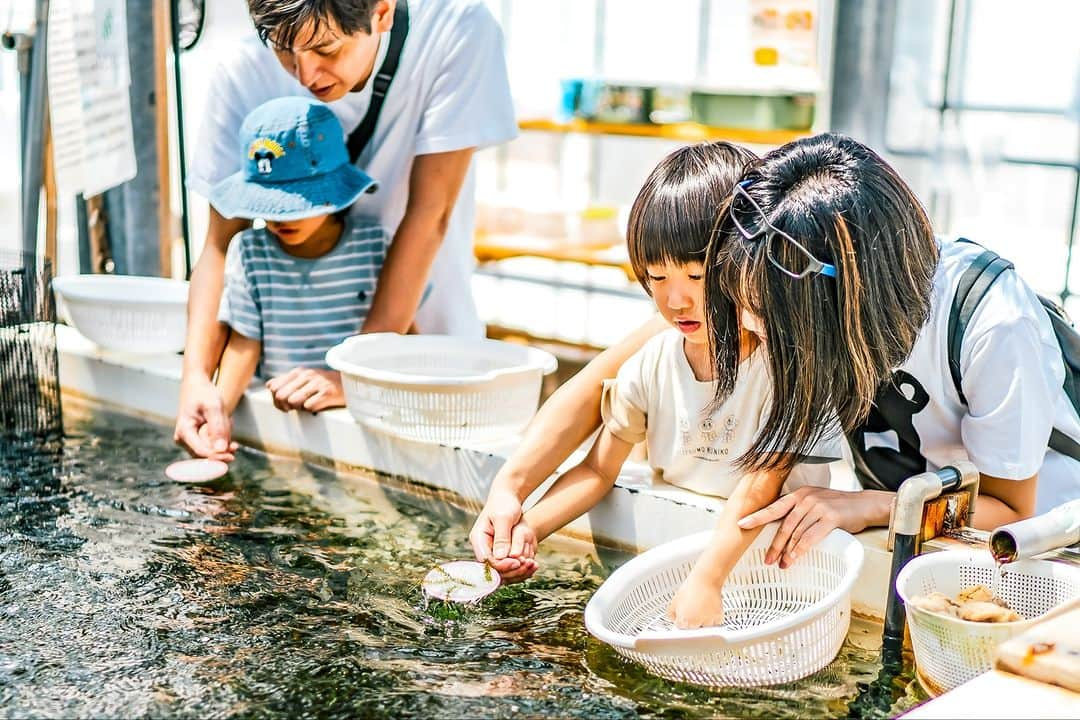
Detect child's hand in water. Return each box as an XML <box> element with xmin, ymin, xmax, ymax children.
<box><xmin>470</xmin><ymin>490</ymin><xmax>539</xmax><ymax>583</ymax></box>
<box><xmin>666</xmin><ymin>574</ymin><xmax>724</xmax><ymax>629</ymax></box>
<box><xmin>487</xmin><ymin>518</ymin><xmax>538</xmax><ymax>584</ymax></box>
<box><xmin>500</xmin><ymin>519</ymin><xmax>539</xmax><ymax>584</ymax></box>
<box><xmin>194</xmin><ymin>421</ymin><xmax>238</xmax><ymax>462</ymax></box>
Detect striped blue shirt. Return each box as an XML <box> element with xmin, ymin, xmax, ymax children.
<box><xmin>219</xmin><ymin>218</ymin><xmax>387</xmax><ymax>378</ymax></box>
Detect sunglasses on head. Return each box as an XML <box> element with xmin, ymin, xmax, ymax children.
<box><xmin>728</xmin><ymin>180</ymin><xmax>837</xmax><ymax>280</ymax></box>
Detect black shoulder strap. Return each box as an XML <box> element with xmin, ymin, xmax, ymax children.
<box><xmin>947</xmin><ymin>242</ymin><xmax>1080</xmax><ymax>461</ymax></box>
<box><xmin>947</xmin><ymin>244</ymin><xmax>1013</xmax><ymax>405</ymax></box>
<box><xmin>1050</xmin><ymin>428</ymin><xmax>1080</xmax><ymax>460</ymax></box>
<box><xmin>347</xmin><ymin>0</ymin><xmax>409</xmax><ymax>164</ymax></box>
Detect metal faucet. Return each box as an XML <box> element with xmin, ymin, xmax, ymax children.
<box><xmin>990</xmin><ymin>499</ymin><xmax>1080</xmax><ymax>563</ymax></box>
<box><xmin>882</xmin><ymin>461</ymin><xmax>981</xmax><ymax>662</ymax></box>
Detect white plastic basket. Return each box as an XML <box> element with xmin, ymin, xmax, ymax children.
<box><xmin>326</xmin><ymin>333</ymin><xmax>558</xmax><ymax>444</ymax></box>
<box><xmin>584</xmin><ymin>524</ymin><xmax>865</xmax><ymax>687</ymax></box>
<box><xmin>896</xmin><ymin>549</ymin><xmax>1080</xmax><ymax>696</ymax></box>
<box><xmin>52</xmin><ymin>274</ymin><xmax>188</xmax><ymax>354</ymax></box>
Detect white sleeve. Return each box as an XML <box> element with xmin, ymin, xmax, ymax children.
<box><xmin>600</xmin><ymin>335</ymin><xmax>666</xmax><ymax>444</ymax></box>
<box><xmin>186</xmin><ymin>58</ymin><xmax>254</xmax><ymax>201</ymax></box>
<box><xmin>413</xmin><ymin>3</ymin><xmax>518</xmax><ymax>156</ymax></box>
<box><xmin>961</xmin><ymin>310</ymin><xmax>1063</xmax><ymax>479</ymax></box>
<box><xmin>600</xmin><ymin>344</ymin><xmax>651</xmax><ymax>444</ymax></box>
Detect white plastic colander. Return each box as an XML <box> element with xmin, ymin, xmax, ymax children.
<box><xmin>52</xmin><ymin>274</ymin><xmax>188</xmax><ymax>354</ymax></box>
<box><xmin>896</xmin><ymin>549</ymin><xmax>1080</xmax><ymax>696</ymax></box>
<box><xmin>326</xmin><ymin>333</ymin><xmax>558</xmax><ymax>445</ymax></box>
<box><xmin>584</xmin><ymin>524</ymin><xmax>865</xmax><ymax>687</ymax></box>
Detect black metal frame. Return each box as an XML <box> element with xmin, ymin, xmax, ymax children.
<box><xmin>884</xmin><ymin>0</ymin><xmax>1080</xmax><ymax>303</ymax></box>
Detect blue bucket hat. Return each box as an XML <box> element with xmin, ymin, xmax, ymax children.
<box><xmin>208</xmin><ymin>97</ymin><xmax>377</xmax><ymax>222</ymax></box>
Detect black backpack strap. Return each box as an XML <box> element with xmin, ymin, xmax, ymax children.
<box><xmin>948</xmin><ymin>244</ymin><xmax>1080</xmax><ymax>462</ymax></box>
<box><xmin>347</xmin><ymin>0</ymin><xmax>409</xmax><ymax>164</ymax></box>
<box><xmin>1050</xmin><ymin>428</ymin><xmax>1080</xmax><ymax>460</ymax></box>
<box><xmin>947</xmin><ymin>248</ymin><xmax>1014</xmax><ymax>404</ymax></box>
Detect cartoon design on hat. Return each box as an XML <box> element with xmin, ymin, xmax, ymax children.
<box><xmin>248</xmin><ymin>138</ymin><xmax>285</xmax><ymax>175</ymax></box>
<box><xmin>208</xmin><ymin>97</ymin><xmax>378</xmax><ymax>222</ymax></box>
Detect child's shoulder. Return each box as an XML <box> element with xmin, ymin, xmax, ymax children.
<box><xmin>234</xmin><ymin>225</ymin><xmax>271</xmax><ymax>246</ymax></box>
<box><xmin>622</xmin><ymin>327</ymin><xmax>683</xmax><ymax>376</ymax></box>
<box><xmin>229</xmin><ymin>226</ymin><xmax>272</xmax><ymax>260</ymax></box>
<box><xmin>639</xmin><ymin>326</ymin><xmax>683</xmax><ymax>357</ymax></box>
<box><xmin>342</xmin><ymin>217</ymin><xmax>390</xmax><ymax>248</ymax></box>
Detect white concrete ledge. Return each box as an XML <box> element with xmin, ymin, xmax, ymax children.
<box><xmin>900</xmin><ymin>670</ymin><xmax>1079</xmax><ymax>718</ymax></box>
<box><xmin>56</xmin><ymin>325</ymin><xmax>892</xmax><ymax>620</ymax></box>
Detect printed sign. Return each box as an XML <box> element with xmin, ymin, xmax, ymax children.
<box><xmin>47</xmin><ymin>0</ymin><xmax>136</xmax><ymax>197</ymax></box>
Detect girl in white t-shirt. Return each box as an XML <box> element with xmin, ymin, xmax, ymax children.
<box><xmin>715</xmin><ymin>133</ymin><xmax>1080</xmax><ymax>570</ymax></box>
<box><xmin>517</xmin><ymin>142</ymin><xmax>841</xmax><ymax>629</ymax></box>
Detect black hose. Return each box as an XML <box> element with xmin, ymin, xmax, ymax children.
<box><xmin>882</xmin><ymin>532</ymin><xmax>917</xmax><ymax>662</ymax></box>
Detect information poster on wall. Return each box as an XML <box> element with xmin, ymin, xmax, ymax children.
<box><xmin>47</xmin><ymin>0</ymin><xmax>137</xmax><ymax>197</ymax></box>
<box><xmin>749</xmin><ymin>0</ymin><xmax>818</xmax><ymax>69</ymax></box>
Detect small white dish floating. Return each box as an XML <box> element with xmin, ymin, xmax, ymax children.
<box><xmin>422</xmin><ymin>560</ymin><xmax>501</xmax><ymax>603</ymax></box>
<box><xmin>165</xmin><ymin>459</ymin><xmax>229</xmax><ymax>483</ymax></box>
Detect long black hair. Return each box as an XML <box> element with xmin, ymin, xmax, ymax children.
<box><xmin>706</xmin><ymin>133</ymin><xmax>938</xmax><ymax>473</ymax></box>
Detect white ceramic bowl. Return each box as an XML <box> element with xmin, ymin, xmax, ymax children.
<box><xmin>52</xmin><ymin>274</ymin><xmax>189</xmax><ymax>354</ymax></box>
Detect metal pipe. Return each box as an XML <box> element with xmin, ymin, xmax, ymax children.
<box><xmin>695</xmin><ymin>0</ymin><xmax>710</xmax><ymax>83</ymax></box>
<box><xmin>925</xmin><ymin>101</ymin><xmax>1075</xmax><ymax>117</ymax></box>
<box><xmin>828</xmin><ymin>0</ymin><xmax>897</xmax><ymax>145</ymax></box>
<box><xmin>990</xmin><ymin>499</ymin><xmax>1080</xmax><ymax>564</ymax></box>
<box><xmin>1</xmin><ymin>32</ymin><xmax>33</xmax><ymax>148</ymax></box>
<box><xmin>20</xmin><ymin>0</ymin><xmax>49</xmax><ymax>258</ymax></box>
<box><xmin>170</xmin><ymin>0</ymin><xmax>193</xmax><ymax>278</ymax></box>
<box><xmin>76</xmin><ymin>194</ymin><xmax>91</xmax><ymax>274</ymax></box>
<box><xmin>881</xmin><ymin>461</ymin><xmax>979</xmax><ymax>659</ymax></box>
<box><xmin>938</xmin><ymin>0</ymin><xmax>960</xmax><ymax>119</ymax></box>
<box><xmin>1061</xmin><ymin>120</ymin><xmax>1080</xmax><ymax>304</ymax></box>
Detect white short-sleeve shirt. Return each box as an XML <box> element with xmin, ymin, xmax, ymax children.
<box><xmin>602</xmin><ymin>329</ymin><xmax>842</xmax><ymax>498</ymax></box>
<box><xmin>188</xmin><ymin>0</ymin><xmax>518</xmax><ymax>337</ymax></box>
<box><xmin>849</xmin><ymin>237</ymin><xmax>1080</xmax><ymax>513</ymax></box>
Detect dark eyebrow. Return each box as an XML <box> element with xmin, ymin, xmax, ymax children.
<box><xmin>270</xmin><ymin>34</ymin><xmax>342</xmax><ymax>52</ymax></box>
<box><xmin>304</xmin><ymin>38</ymin><xmax>341</xmax><ymax>50</ymax></box>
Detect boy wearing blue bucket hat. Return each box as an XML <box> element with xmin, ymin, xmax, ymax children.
<box><xmin>205</xmin><ymin>96</ymin><xmax>385</xmax><ymax>435</ymax></box>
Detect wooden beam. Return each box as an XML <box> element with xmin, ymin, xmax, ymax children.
<box><xmin>42</xmin><ymin>100</ymin><xmax>57</xmax><ymax>270</ymax></box>
<box><xmin>86</xmin><ymin>194</ymin><xmax>112</xmax><ymax>273</ymax></box>
<box><xmin>153</xmin><ymin>0</ymin><xmax>173</xmax><ymax>278</ymax></box>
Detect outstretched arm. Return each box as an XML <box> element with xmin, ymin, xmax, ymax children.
<box><xmin>362</xmin><ymin>149</ymin><xmax>475</xmax><ymax>334</ymax></box>
<box><xmin>737</xmin><ymin>470</ymin><xmax>1038</xmax><ymax>572</ymax></box>
<box><xmin>668</xmin><ymin>468</ymin><xmax>788</xmax><ymax>628</ymax></box>
<box><xmin>174</xmin><ymin>207</ymin><xmax>250</xmax><ymax>461</ymax></box>
<box><xmin>469</xmin><ymin>315</ymin><xmax>667</xmax><ymax>579</ymax></box>
<box><xmin>216</xmin><ymin>331</ymin><xmax>261</xmax><ymax>416</ymax></box>
<box><xmin>523</xmin><ymin>426</ymin><xmax>635</xmax><ymax>544</ymax></box>
<box><xmin>183</xmin><ymin>329</ymin><xmax>259</xmax><ymax>460</ymax></box>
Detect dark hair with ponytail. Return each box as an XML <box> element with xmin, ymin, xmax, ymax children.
<box><xmin>706</xmin><ymin>133</ymin><xmax>938</xmax><ymax>473</ymax></box>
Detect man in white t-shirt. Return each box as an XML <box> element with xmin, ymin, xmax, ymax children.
<box><xmin>176</xmin><ymin>0</ymin><xmax>517</xmax><ymax>460</ymax></box>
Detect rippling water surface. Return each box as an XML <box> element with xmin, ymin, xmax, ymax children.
<box><xmin>0</xmin><ymin>408</ymin><xmax>926</xmax><ymax>718</ymax></box>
